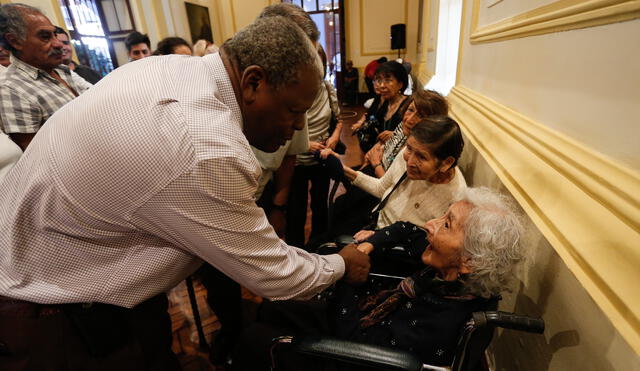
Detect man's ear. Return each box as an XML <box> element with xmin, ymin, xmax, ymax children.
<box><xmin>240</xmin><ymin>65</ymin><xmax>266</xmax><ymax>105</ymax></box>
<box><xmin>4</xmin><ymin>33</ymin><xmax>22</xmax><ymax>52</ymax></box>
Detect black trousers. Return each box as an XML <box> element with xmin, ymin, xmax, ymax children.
<box><xmin>197</xmin><ymin>181</ymin><xmax>277</xmax><ymax>364</ymax></box>
<box><xmin>286</xmin><ymin>164</ymin><xmax>330</xmax><ymax>248</ymax></box>
<box><xmin>0</xmin><ymin>294</ymin><xmax>179</xmax><ymax>371</ymax></box>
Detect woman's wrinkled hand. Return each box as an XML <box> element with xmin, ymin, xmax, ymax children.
<box><xmin>376</xmin><ymin>130</ymin><xmax>394</xmax><ymax>143</ymax></box>
<box><xmin>353</xmin><ymin>229</ymin><xmax>375</xmax><ymax>243</ymax></box>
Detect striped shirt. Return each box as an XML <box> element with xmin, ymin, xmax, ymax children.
<box><xmin>381</xmin><ymin>123</ymin><xmax>408</xmax><ymax>170</ymax></box>
<box><xmin>0</xmin><ymin>53</ymin><xmax>344</xmax><ymax>308</ymax></box>
<box><xmin>0</xmin><ymin>55</ymin><xmax>92</xmax><ymax>134</ymax></box>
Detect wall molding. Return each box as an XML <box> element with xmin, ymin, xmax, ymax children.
<box><xmin>359</xmin><ymin>0</ymin><xmax>409</xmax><ymax>56</ymax></box>
<box><xmin>470</xmin><ymin>0</ymin><xmax>640</xmax><ymax>44</ymax></box>
<box><xmin>415</xmin><ymin>62</ymin><xmax>433</xmax><ymax>86</ymax></box>
<box><xmin>448</xmin><ymin>85</ymin><xmax>640</xmax><ymax>352</ymax></box>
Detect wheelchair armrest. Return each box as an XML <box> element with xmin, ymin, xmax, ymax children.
<box><xmin>472</xmin><ymin>311</ymin><xmax>545</xmax><ymax>334</ymax></box>
<box><xmin>287</xmin><ymin>335</ymin><xmax>425</xmax><ymax>371</ymax></box>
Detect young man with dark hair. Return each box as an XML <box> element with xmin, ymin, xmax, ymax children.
<box><xmin>124</xmin><ymin>30</ymin><xmax>150</xmax><ymax>61</ymax></box>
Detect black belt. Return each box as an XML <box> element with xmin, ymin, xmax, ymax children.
<box><xmin>0</xmin><ymin>295</ymin><xmax>68</xmax><ymax>317</ymax></box>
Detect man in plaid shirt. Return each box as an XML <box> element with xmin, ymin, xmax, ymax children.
<box><xmin>0</xmin><ymin>4</ymin><xmax>91</xmax><ymax>151</ymax></box>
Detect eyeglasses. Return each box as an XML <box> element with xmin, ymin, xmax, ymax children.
<box><xmin>373</xmin><ymin>78</ymin><xmax>396</xmax><ymax>86</ymax></box>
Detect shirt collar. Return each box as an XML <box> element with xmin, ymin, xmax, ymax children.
<box><xmin>207</xmin><ymin>53</ymin><xmax>242</xmax><ymax>128</ymax></box>
<box><xmin>9</xmin><ymin>54</ymin><xmax>69</xmax><ymax>80</ymax></box>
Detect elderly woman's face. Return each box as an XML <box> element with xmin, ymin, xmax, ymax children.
<box><xmin>374</xmin><ymin>73</ymin><xmax>402</xmax><ymax>99</ymax></box>
<box><xmin>401</xmin><ymin>102</ymin><xmax>421</xmax><ymax>136</ymax></box>
<box><xmin>422</xmin><ymin>201</ymin><xmax>473</xmax><ymax>280</ymax></box>
<box><xmin>403</xmin><ymin>136</ymin><xmax>444</xmax><ymax>180</ymax></box>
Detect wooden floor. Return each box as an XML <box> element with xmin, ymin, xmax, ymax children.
<box><xmin>169</xmin><ymin>102</ymin><xmax>366</xmax><ymax>371</ymax></box>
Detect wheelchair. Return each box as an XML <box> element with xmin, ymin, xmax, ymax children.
<box><xmin>268</xmin><ymin>263</ymin><xmax>544</xmax><ymax>371</ymax></box>
<box><xmin>269</xmin><ymin>270</ymin><xmax>544</xmax><ymax>371</ymax></box>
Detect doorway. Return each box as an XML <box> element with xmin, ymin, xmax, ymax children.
<box><xmin>282</xmin><ymin>0</ymin><xmax>346</xmax><ymax>90</ymax></box>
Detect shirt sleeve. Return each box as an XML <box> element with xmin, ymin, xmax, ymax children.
<box><xmin>131</xmin><ymin>155</ymin><xmax>345</xmax><ymax>301</ymax></box>
<box><xmin>0</xmin><ymin>86</ymin><xmax>42</xmax><ymax>134</ymax></box>
<box><xmin>70</xmin><ymin>70</ymin><xmax>93</xmax><ymax>94</ymax></box>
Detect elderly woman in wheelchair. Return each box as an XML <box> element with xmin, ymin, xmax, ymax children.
<box><xmin>232</xmin><ymin>187</ymin><xmax>526</xmax><ymax>371</ymax></box>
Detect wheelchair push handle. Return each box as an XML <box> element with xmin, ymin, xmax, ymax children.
<box><xmin>473</xmin><ymin>311</ymin><xmax>545</xmax><ymax>334</ymax></box>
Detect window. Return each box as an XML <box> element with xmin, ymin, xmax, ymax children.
<box><xmin>425</xmin><ymin>0</ymin><xmax>463</xmax><ymax>96</ymax></box>
<box><xmin>58</xmin><ymin>0</ymin><xmax>136</xmax><ymax>75</ymax></box>
<box><xmin>282</xmin><ymin>0</ymin><xmax>344</xmax><ymax>85</ymax></box>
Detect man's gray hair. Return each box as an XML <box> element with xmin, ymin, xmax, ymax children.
<box><xmin>258</xmin><ymin>3</ymin><xmax>320</xmax><ymax>42</ymax></box>
<box><xmin>222</xmin><ymin>16</ymin><xmax>321</xmax><ymax>88</ymax></box>
<box><xmin>456</xmin><ymin>187</ymin><xmax>526</xmax><ymax>297</ymax></box>
<box><xmin>0</xmin><ymin>3</ymin><xmax>40</xmax><ymax>52</ymax></box>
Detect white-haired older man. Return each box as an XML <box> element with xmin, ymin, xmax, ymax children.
<box><xmin>0</xmin><ymin>14</ymin><xmax>370</xmax><ymax>371</ymax></box>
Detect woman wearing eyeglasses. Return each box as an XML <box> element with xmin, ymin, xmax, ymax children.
<box><xmin>351</xmin><ymin>61</ymin><xmax>411</xmax><ymax>152</ymax></box>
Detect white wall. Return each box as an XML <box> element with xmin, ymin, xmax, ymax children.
<box><xmin>459</xmin><ymin>9</ymin><xmax>640</xmax><ymax>170</ymax></box>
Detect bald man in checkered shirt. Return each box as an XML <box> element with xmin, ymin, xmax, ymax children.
<box><xmin>0</xmin><ymin>11</ymin><xmax>369</xmax><ymax>371</ymax></box>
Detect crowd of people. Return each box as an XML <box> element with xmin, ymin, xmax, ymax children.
<box><xmin>0</xmin><ymin>3</ymin><xmax>527</xmax><ymax>371</ymax></box>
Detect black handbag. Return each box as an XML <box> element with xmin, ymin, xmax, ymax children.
<box><xmin>328</xmin><ymin>110</ymin><xmax>346</xmax><ymax>155</ymax></box>
<box><xmin>355</xmin><ymin>115</ymin><xmax>380</xmax><ymax>153</ymax></box>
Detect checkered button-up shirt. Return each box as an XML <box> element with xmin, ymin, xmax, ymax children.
<box><xmin>0</xmin><ymin>53</ymin><xmax>344</xmax><ymax>308</ymax></box>
<box><xmin>0</xmin><ymin>55</ymin><xmax>92</xmax><ymax>134</ymax></box>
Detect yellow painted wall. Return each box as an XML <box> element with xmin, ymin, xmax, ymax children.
<box><xmin>345</xmin><ymin>0</ymin><xmax>437</xmax><ymax>91</ymax></box>
<box><xmin>6</xmin><ymin>0</ymin><xmax>64</xmax><ymax>27</ymax></box>
<box><xmin>449</xmin><ymin>0</ymin><xmax>640</xmax><ymax>368</ymax></box>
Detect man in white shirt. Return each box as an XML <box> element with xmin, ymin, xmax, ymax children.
<box><xmin>0</xmin><ymin>14</ymin><xmax>369</xmax><ymax>370</ymax></box>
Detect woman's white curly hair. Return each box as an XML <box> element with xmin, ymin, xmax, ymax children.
<box><xmin>456</xmin><ymin>187</ymin><xmax>526</xmax><ymax>297</ymax></box>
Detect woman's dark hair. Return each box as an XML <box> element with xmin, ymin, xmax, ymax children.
<box><xmin>155</xmin><ymin>37</ymin><xmax>192</xmax><ymax>55</ymax></box>
<box><xmin>374</xmin><ymin>61</ymin><xmax>408</xmax><ymax>92</ymax></box>
<box><xmin>412</xmin><ymin>88</ymin><xmax>449</xmax><ymax>117</ymax></box>
<box><xmin>409</xmin><ymin>115</ymin><xmax>464</xmax><ymax>167</ymax></box>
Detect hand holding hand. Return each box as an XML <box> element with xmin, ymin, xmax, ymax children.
<box><xmin>338</xmin><ymin>244</ymin><xmax>370</xmax><ymax>285</ymax></box>
<box><xmin>356</xmin><ymin>242</ymin><xmax>374</xmax><ymax>255</ymax></box>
